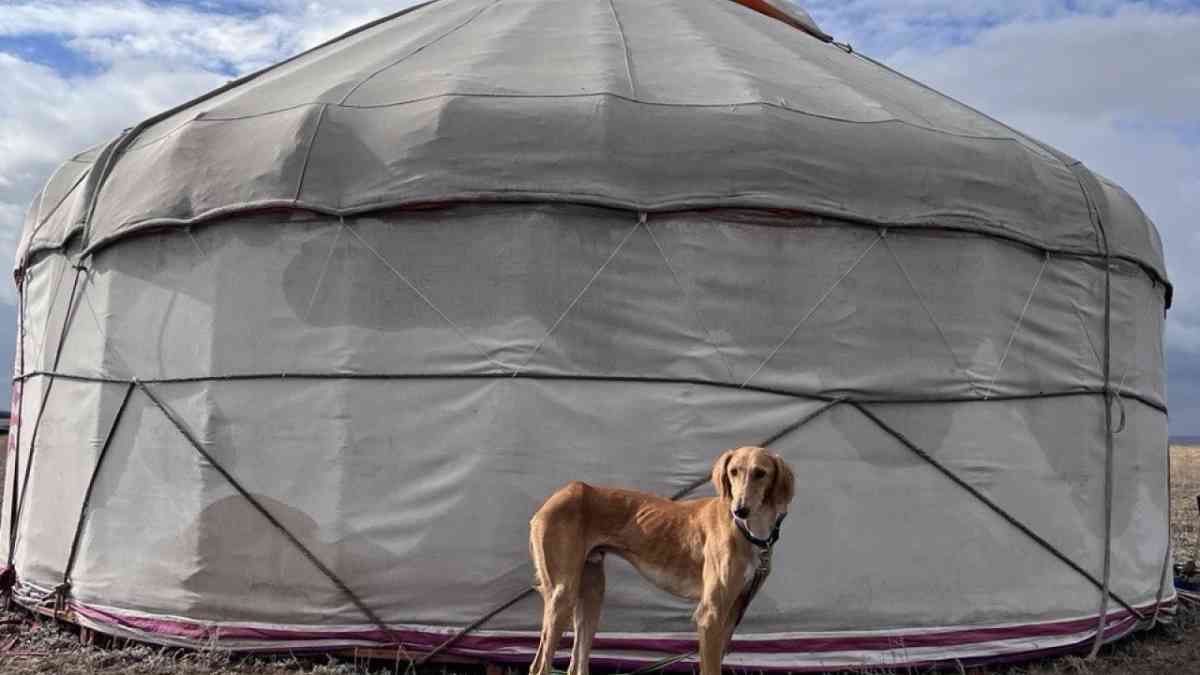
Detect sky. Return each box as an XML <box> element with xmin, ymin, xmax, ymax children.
<box><xmin>0</xmin><ymin>0</ymin><xmax>1197</xmax><ymax>434</ymax></box>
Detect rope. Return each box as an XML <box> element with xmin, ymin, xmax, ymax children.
<box><xmin>416</xmin><ymin>587</ymin><xmax>534</xmax><ymax>666</ymax></box>
<box><xmin>336</xmin><ymin>0</ymin><xmax>496</xmax><ymax>106</ymax></box>
<box><xmin>27</xmin><ymin>257</ymin><xmax>71</xmax><ymax>368</ymax></box>
<box><xmin>346</xmin><ymin>222</ymin><xmax>516</xmax><ymax>374</ymax></box>
<box><xmin>186</xmin><ymin>227</ymin><xmax>206</xmax><ymax>257</ymax></box>
<box><xmin>984</xmin><ymin>251</ymin><xmax>1050</xmax><ymax>400</ymax></box>
<box><xmin>606</xmin><ymin>0</ymin><xmax>638</xmax><ymax>98</ymax></box>
<box><xmin>58</xmin><ymin>382</ymin><xmax>137</xmax><ymax>597</ymax></box>
<box><xmin>1070</xmin><ymin>300</ymin><xmax>1103</xmax><ymax>370</ymax></box>
<box><xmin>419</xmin><ymin>401</ymin><xmax>842</xmax><ymax>666</ymax></box>
<box><xmin>3</xmin><ymin>273</ymin><xmax>29</xmax><ymax>587</ymax></box>
<box><xmin>302</xmin><ymin>221</ymin><xmax>344</xmax><ymax>322</ymax></box>
<box><xmin>9</xmin><ymin>265</ymin><xmax>85</xmax><ymax>565</ymax></box>
<box><xmin>643</xmin><ymin>220</ymin><xmax>737</xmax><ymax>383</ymax></box>
<box><xmin>132</xmin><ymin>380</ymin><xmax>398</xmax><ymax>641</ymax></box>
<box><xmin>7</xmin><ymin>368</ymin><xmax>1171</xmax><ymax>416</ymax></box>
<box><xmin>883</xmin><ymin>236</ymin><xmax>985</xmax><ymax>397</ymax></box>
<box><xmin>1150</xmin><ymin>439</ymin><xmax>1173</xmax><ymax>626</ymax></box>
<box><xmin>1062</xmin><ymin>162</ymin><xmax>1117</xmax><ymax>659</ymax></box>
<box><xmin>513</xmin><ymin>218</ymin><xmax>642</xmax><ymax>376</ymax></box>
<box><xmin>742</xmin><ymin>230</ymin><xmax>883</xmax><ymax>387</ymax></box>
<box><xmin>850</xmin><ymin>402</ymin><xmax>1145</xmax><ymax>622</ymax></box>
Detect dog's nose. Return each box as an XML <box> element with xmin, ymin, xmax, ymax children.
<box><xmin>734</xmin><ymin>506</ymin><xmax>750</xmax><ymax>519</ymax></box>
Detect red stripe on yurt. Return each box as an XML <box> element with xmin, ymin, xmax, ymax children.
<box><xmin>67</xmin><ymin>598</ymin><xmax>1167</xmax><ymax>657</ymax></box>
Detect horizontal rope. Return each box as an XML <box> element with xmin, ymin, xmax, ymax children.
<box><xmin>16</xmin><ymin>199</ymin><xmax>1167</xmax><ymax>308</ymax></box>
<box><xmin>11</xmin><ymin>368</ymin><xmax>1169</xmax><ymax>415</ymax></box>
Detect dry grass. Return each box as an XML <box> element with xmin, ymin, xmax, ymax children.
<box><xmin>1170</xmin><ymin>445</ymin><xmax>1200</xmax><ymax>563</ymax></box>
<box><xmin>0</xmin><ymin>440</ymin><xmax>1195</xmax><ymax>674</ymax></box>
<box><xmin>0</xmin><ymin>617</ymin><xmax>399</xmax><ymax>674</ymax></box>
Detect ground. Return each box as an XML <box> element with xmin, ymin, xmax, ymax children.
<box><xmin>0</xmin><ymin>441</ymin><xmax>1194</xmax><ymax>674</ymax></box>
<box><xmin>1171</xmin><ymin>445</ymin><xmax>1200</xmax><ymax>571</ymax></box>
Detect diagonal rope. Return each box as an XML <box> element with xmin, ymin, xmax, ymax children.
<box><xmin>605</xmin><ymin>0</ymin><xmax>638</xmax><ymax>98</ymax></box>
<box><xmin>303</xmin><ymin>221</ymin><xmax>345</xmax><ymax>322</ymax></box>
<box><xmin>668</xmin><ymin>398</ymin><xmax>843</xmax><ymax>501</ymax></box>
<box><xmin>512</xmin><ymin>219</ymin><xmax>642</xmax><ymax>377</ymax></box>
<box><xmin>883</xmin><ymin>236</ymin><xmax>985</xmax><ymax>397</ymax></box>
<box><xmin>983</xmin><ymin>252</ymin><xmax>1050</xmax><ymax>400</ymax></box>
<box><xmin>346</xmin><ymin>222</ymin><xmax>516</xmax><ymax>374</ymax></box>
<box><xmin>77</xmin><ymin>270</ymin><xmax>135</xmax><ymax>379</ymax></box>
<box><xmin>133</xmin><ymin>380</ymin><xmax>399</xmax><ymax>641</ymax></box>
<box><xmin>643</xmin><ymin>221</ymin><xmax>736</xmax><ymax>383</ymax></box>
<box><xmin>11</xmin><ymin>265</ymin><xmax>138</xmax><ymax>566</ymax></box>
<box><xmin>60</xmin><ymin>381</ymin><xmax>137</xmax><ymax>590</ymax></box>
<box><xmin>741</xmin><ymin>231</ymin><xmax>884</xmax><ymax>388</ymax></box>
<box><xmin>418</xmin><ymin>399</ymin><xmax>842</xmax><ymax>665</ymax></box>
<box><xmin>27</xmin><ymin>257</ymin><xmax>72</xmax><ymax>371</ymax></box>
<box><xmin>25</xmin><ymin>167</ymin><xmax>90</xmax><ymax>247</ymax></box>
<box><xmin>337</xmin><ymin>0</ymin><xmax>499</xmax><ymax>105</ymax></box>
<box><xmin>1113</xmin><ymin>287</ymin><xmax>1149</xmax><ymax>396</ymax></box>
<box><xmin>850</xmin><ymin>402</ymin><xmax>1146</xmax><ymax>622</ymax></box>
<box><xmin>186</xmin><ymin>228</ymin><xmax>206</xmax><ymax>257</ymax></box>
<box><xmin>10</xmin><ymin>265</ymin><xmax>85</xmax><ymax>563</ymax></box>
<box><xmin>1071</xmin><ymin>300</ymin><xmax>1103</xmax><ymax>371</ymax></box>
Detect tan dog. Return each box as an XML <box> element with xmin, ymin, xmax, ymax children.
<box><xmin>528</xmin><ymin>446</ymin><xmax>795</xmax><ymax>675</ymax></box>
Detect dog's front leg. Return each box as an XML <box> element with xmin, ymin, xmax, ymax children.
<box><xmin>695</xmin><ymin>600</ymin><xmax>727</xmax><ymax>675</ymax></box>
<box><xmin>694</xmin><ymin>559</ymin><xmax>733</xmax><ymax>675</ymax></box>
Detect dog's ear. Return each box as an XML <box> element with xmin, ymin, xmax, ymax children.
<box><xmin>769</xmin><ymin>452</ymin><xmax>795</xmax><ymax>512</ymax></box>
<box><xmin>711</xmin><ymin>449</ymin><xmax>733</xmax><ymax>502</ymax></box>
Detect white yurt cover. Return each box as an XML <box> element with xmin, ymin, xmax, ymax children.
<box><xmin>4</xmin><ymin>0</ymin><xmax>1174</xmax><ymax>671</ymax></box>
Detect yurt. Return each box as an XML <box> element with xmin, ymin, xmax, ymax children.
<box><xmin>4</xmin><ymin>0</ymin><xmax>1175</xmax><ymax>670</ymax></box>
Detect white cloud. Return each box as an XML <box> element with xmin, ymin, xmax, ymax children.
<box><xmin>0</xmin><ymin>53</ymin><xmax>227</xmax><ymax>301</ymax></box>
<box><xmin>0</xmin><ymin>0</ymin><xmax>417</xmax><ymax>303</ymax></box>
<box><xmin>0</xmin><ymin>1</ymin><xmax>406</xmax><ymax>72</ymax></box>
<box><xmin>806</xmin><ymin>0</ymin><xmax>1199</xmax><ymax>53</ymax></box>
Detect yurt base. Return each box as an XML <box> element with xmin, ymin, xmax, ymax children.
<box><xmin>5</xmin><ymin>591</ymin><xmax>1180</xmax><ymax>675</ymax></box>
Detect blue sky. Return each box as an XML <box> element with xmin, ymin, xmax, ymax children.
<box><xmin>0</xmin><ymin>0</ymin><xmax>1197</xmax><ymax>433</ymax></box>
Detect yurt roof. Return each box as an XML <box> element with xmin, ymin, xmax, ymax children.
<box><xmin>15</xmin><ymin>0</ymin><xmax>1170</xmax><ymax>303</ymax></box>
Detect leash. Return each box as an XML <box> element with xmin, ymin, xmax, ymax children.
<box><xmin>613</xmin><ymin>513</ymin><xmax>788</xmax><ymax>675</ymax></box>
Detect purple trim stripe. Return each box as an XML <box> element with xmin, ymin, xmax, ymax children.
<box><xmin>67</xmin><ymin>597</ymin><xmax>1168</xmax><ymax>660</ymax></box>
<box><xmin>461</xmin><ymin>615</ymin><xmax>1144</xmax><ymax>673</ymax></box>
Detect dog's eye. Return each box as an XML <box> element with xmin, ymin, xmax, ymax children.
<box><xmin>730</xmin><ymin>468</ymin><xmax>739</xmax><ymax>477</ymax></box>
<box><xmin>751</xmin><ymin>468</ymin><xmax>766</xmax><ymax>480</ymax></box>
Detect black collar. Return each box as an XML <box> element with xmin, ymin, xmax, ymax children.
<box><xmin>735</xmin><ymin>512</ymin><xmax>787</xmax><ymax>550</ymax></box>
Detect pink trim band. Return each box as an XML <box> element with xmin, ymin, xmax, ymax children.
<box><xmin>58</xmin><ymin>595</ymin><xmax>1170</xmax><ymax>672</ymax></box>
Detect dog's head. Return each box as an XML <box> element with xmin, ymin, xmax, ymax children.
<box><xmin>711</xmin><ymin>446</ymin><xmax>794</xmax><ymax>519</ymax></box>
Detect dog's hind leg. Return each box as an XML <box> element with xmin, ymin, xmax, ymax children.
<box><xmin>529</xmin><ymin>483</ymin><xmax>589</xmax><ymax>675</ymax></box>
<box><xmin>531</xmin><ymin>582</ymin><xmax>576</xmax><ymax>675</ymax></box>
<box><xmin>568</xmin><ymin>553</ymin><xmax>605</xmax><ymax>675</ymax></box>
